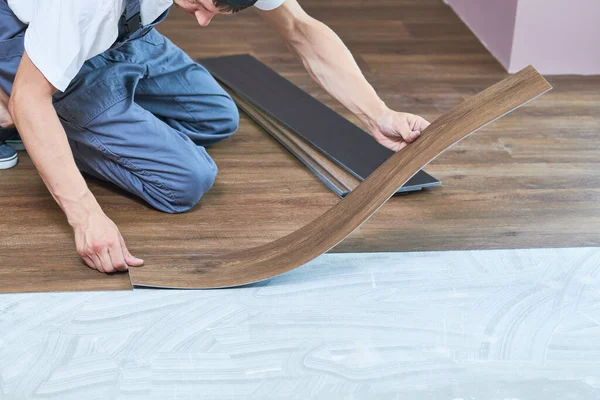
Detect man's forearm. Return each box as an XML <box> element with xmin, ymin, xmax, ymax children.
<box><xmin>259</xmin><ymin>1</ymin><xmax>428</xmax><ymax>152</ymax></box>
<box><xmin>9</xmin><ymin>91</ymin><xmax>101</xmax><ymax>226</ymax></box>
<box><xmin>286</xmin><ymin>18</ymin><xmax>388</xmax><ymax>130</ymax></box>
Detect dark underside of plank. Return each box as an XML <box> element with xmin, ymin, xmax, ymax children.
<box><xmin>229</xmin><ymin>89</ymin><xmax>439</xmax><ymax>197</ymax></box>
<box><xmin>200</xmin><ymin>54</ymin><xmax>426</xmax><ymax>181</ymax></box>
<box><xmin>228</xmin><ymin>90</ymin><xmax>351</xmax><ymax>196</ymax></box>
<box><xmin>129</xmin><ymin>66</ymin><xmax>552</xmax><ymax>289</ymax></box>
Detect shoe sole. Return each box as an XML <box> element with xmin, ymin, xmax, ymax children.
<box><xmin>0</xmin><ymin>153</ymin><xmax>18</xmax><ymax>169</ymax></box>
<box><xmin>6</xmin><ymin>140</ymin><xmax>24</xmax><ymax>151</ymax></box>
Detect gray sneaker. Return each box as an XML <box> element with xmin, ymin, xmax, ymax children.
<box><xmin>0</xmin><ymin>142</ymin><xmax>18</xmax><ymax>169</ymax></box>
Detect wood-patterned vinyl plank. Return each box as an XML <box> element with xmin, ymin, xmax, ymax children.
<box><xmin>0</xmin><ymin>160</ymin><xmax>133</xmax><ymax>293</ymax></box>
<box><xmin>129</xmin><ymin>66</ymin><xmax>552</xmax><ymax>289</ymax></box>
<box><xmin>0</xmin><ymin>253</ymin><xmax>131</xmax><ymax>293</ymax></box>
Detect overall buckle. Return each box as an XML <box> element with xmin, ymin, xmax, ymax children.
<box><xmin>125</xmin><ymin>13</ymin><xmax>143</xmax><ymax>33</ymax></box>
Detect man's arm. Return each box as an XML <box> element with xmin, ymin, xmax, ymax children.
<box><xmin>8</xmin><ymin>52</ymin><xmax>143</xmax><ymax>273</ymax></box>
<box><xmin>257</xmin><ymin>0</ymin><xmax>429</xmax><ymax>151</ymax></box>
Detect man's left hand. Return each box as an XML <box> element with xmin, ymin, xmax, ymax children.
<box><xmin>368</xmin><ymin>109</ymin><xmax>431</xmax><ymax>152</ymax></box>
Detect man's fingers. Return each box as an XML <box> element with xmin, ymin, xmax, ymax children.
<box><xmin>394</xmin><ymin>141</ymin><xmax>408</xmax><ymax>152</ymax></box>
<box><xmin>98</xmin><ymin>249</ymin><xmax>115</xmax><ymax>273</ymax></box>
<box><xmin>406</xmin><ymin>130</ymin><xmax>421</xmax><ymax>142</ymax></box>
<box><xmin>120</xmin><ymin>235</ymin><xmax>144</xmax><ymax>267</ymax></box>
<box><xmin>394</xmin><ymin>124</ymin><xmax>420</xmax><ymax>143</ymax></box>
<box><xmin>399</xmin><ymin>115</ymin><xmax>429</xmax><ymax>143</ymax></box>
<box><xmin>378</xmin><ymin>135</ymin><xmax>408</xmax><ymax>152</ymax></box>
<box><xmin>108</xmin><ymin>244</ymin><xmax>129</xmax><ymax>272</ymax></box>
<box><xmin>82</xmin><ymin>256</ymin><xmax>97</xmax><ymax>271</ymax></box>
<box><xmin>90</xmin><ymin>253</ymin><xmax>106</xmax><ymax>273</ymax></box>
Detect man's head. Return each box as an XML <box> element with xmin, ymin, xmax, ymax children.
<box><xmin>173</xmin><ymin>0</ymin><xmax>257</xmax><ymax>26</ymax></box>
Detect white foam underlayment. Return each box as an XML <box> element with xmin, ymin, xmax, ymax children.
<box><xmin>1</xmin><ymin>247</ymin><xmax>599</xmax><ymax>399</ymax></box>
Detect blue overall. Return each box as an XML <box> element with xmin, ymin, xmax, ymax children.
<box><xmin>0</xmin><ymin>0</ymin><xmax>238</xmax><ymax>213</ymax></box>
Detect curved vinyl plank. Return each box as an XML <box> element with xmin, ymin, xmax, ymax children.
<box><xmin>130</xmin><ymin>66</ymin><xmax>552</xmax><ymax>289</ymax></box>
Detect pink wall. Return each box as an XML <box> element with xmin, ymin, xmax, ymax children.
<box><xmin>510</xmin><ymin>0</ymin><xmax>600</xmax><ymax>74</ymax></box>
<box><xmin>446</xmin><ymin>0</ymin><xmax>519</xmax><ymax>69</ymax></box>
<box><xmin>447</xmin><ymin>0</ymin><xmax>600</xmax><ymax>75</ymax></box>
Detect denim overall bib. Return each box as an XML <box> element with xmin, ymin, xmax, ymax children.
<box><xmin>0</xmin><ymin>0</ymin><xmax>167</xmax><ymax>97</ymax></box>
<box><xmin>0</xmin><ymin>0</ymin><xmax>165</xmax><ymax>146</ymax></box>
<box><xmin>0</xmin><ymin>0</ymin><xmax>238</xmax><ymax>213</ymax></box>
<box><xmin>114</xmin><ymin>0</ymin><xmax>169</xmax><ymax>51</ymax></box>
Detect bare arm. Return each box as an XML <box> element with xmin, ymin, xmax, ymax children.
<box><xmin>8</xmin><ymin>52</ymin><xmax>143</xmax><ymax>273</ymax></box>
<box><xmin>257</xmin><ymin>0</ymin><xmax>429</xmax><ymax>151</ymax></box>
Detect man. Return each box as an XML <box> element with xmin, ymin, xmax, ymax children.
<box><xmin>0</xmin><ymin>0</ymin><xmax>430</xmax><ymax>273</ymax></box>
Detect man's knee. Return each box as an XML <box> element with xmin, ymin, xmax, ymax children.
<box><xmin>191</xmin><ymin>93</ymin><xmax>239</xmax><ymax>141</ymax></box>
<box><xmin>161</xmin><ymin>97</ymin><xmax>236</xmax><ymax>213</ymax></box>
<box><xmin>175</xmin><ymin>158</ymin><xmax>218</xmax><ymax>213</ymax></box>
<box><xmin>179</xmin><ymin>93</ymin><xmax>239</xmax><ymax>146</ymax></box>
<box><xmin>158</xmin><ymin>150</ymin><xmax>218</xmax><ymax>214</ymax></box>
<box><xmin>212</xmin><ymin>93</ymin><xmax>239</xmax><ymax>139</ymax></box>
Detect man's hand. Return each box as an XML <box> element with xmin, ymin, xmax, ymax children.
<box><xmin>258</xmin><ymin>1</ymin><xmax>430</xmax><ymax>153</ymax></box>
<box><xmin>72</xmin><ymin>209</ymin><xmax>144</xmax><ymax>273</ymax></box>
<box><xmin>10</xmin><ymin>52</ymin><xmax>144</xmax><ymax>274</ymax></box>
<box><xmin>368</xmin><ymin>109</ymin><xmax>431</xmax><ymax>152</ymax></box>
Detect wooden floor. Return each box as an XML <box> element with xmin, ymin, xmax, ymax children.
<box><xmin>1</xmin><ymin>0</ymin><xmax>599</xmax><ymax>291</ymax></box>
<box><xmin>136</xmin><ymin>0</ymin><xmax>600</xmax><ymax>253</ymax></box>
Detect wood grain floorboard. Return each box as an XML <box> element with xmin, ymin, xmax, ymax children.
<box><xmin>1</xmin><ymin>0</ymin><xmax>598</xmax><ymax>292</ymax></box>
<box><xmin>0</xmin><ymin>254</ymin><xmax>131</xmax><ymax>293</ymax></box>
<box><xmin>129</xmin><ymin>66</ymin><xmax>551</xmax><ymax>288</ymax></box>
<box><xmin>0</xmin><ymin>159</ymin><xmax>132</xmax><ymax>292</ymax></box>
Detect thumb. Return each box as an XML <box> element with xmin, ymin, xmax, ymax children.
<box><xmin>391</xmin><ymin>116</ymin><xmax>421</xmax><ymax>143</ymax></box>
<box><xmin>125</xmin><ymin>253</ymin><xmax>144</xmax><ymax>267</ymax></box>
<box><xmin>406</xmin><ymin>129</ymin><xmax>421</xmax><ymax>142</ymax></box>
<box><xmin>396</xmin><ymin>125</ymin><xmax>421</xmax><ymax>143</ymax></box>
<box><xmin>120</xmin><ymin>236</ymin><xmax>144</xmax><ymax>267</ymax></box>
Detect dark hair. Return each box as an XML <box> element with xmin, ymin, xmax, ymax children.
<box><xmin>213</xmin><ymin>0</ymin><xmax>258</xmax><ymax>13</ymax></box>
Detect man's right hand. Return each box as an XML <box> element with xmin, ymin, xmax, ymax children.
<box><xmin>72</xmin><ymin>209</ymin><xmax>144</xmax><ymax>273</ymax></box>
<box><xmin>10</xmin><ymin>51</ymin><xmax>144</xmax><ymax>274</ymax></box>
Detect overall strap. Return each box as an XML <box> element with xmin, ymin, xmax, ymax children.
<box><xmin>122</xmin><ymin>0</ymin><xmax>142</xmax><ymax>34</ymax></box>
<box><xmin>113</xmin><ymin>0</ymin><xmax>168</xmax><ymax>50</ymax></box>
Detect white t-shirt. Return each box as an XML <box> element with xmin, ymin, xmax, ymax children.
<box><xmin>7</xmin><ymin>0</ymin><xmax>285</xmax><ymax>91</ymax></box>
